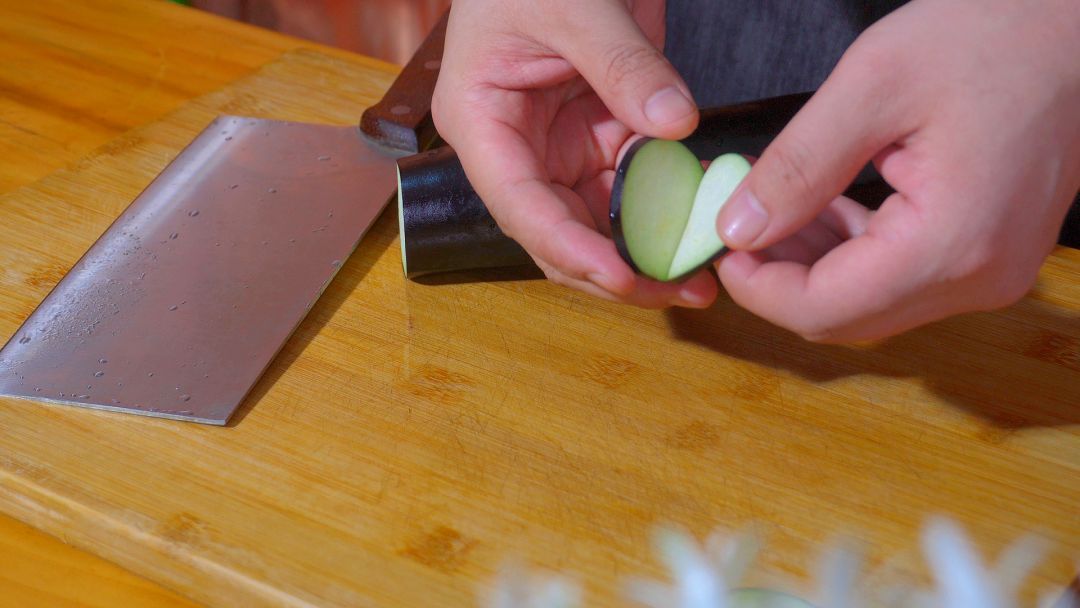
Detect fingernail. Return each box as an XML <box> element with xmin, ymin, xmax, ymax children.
<box><xmin>588</xmin><ymin>272</ymin><xmax>617</xmax><ymax>294</ymax></box>
<box><xmin>644</xmin><ymin>87</ymin><xmax>695</xmax><ymax>126</ymax></box>
<box><xmin>677</xmin><ymin>285</ymin><xmax>711</xmax><ymax>308</ymax></box>
<box><xmin>719</xmin><ymin>189</ymin><xmax>768</xmax><ymax>248</ymax></box>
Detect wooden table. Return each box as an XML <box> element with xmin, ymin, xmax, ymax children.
<box><xmin>1</xmin><ymin>2</ymin><xmax>1077</xmax><ymax>607</ymax></box>
<box><xmin>0</xmin><ymin>1</ymin><xmax>304</xmax><ymax>605</ymax></box>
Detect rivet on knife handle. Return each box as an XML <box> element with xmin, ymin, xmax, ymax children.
<box><xmin>360</xmin><ymin>10</ymin><xmax>449</xmax><ymax>155</ymax></box>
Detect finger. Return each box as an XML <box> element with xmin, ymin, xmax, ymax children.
<box><xmin>547</xmin><ymin>90</ymin><xmax>631</xmax><ymax>189</ymax></box>
<box><xmin>539</xmin><ymin>259</ymin><xmax>719</xmax><ymax>309</ymax></box>
<box><xmin>757</xmin><ymin>232</ymin><xmax>830</xmax><ymax>266</ymax></box>
<box><xmin>550</xmin><ymin>1</ymin><xmax>698</xmax><ymax>139</ymax></box>
<box><xmin>574</xmin><ymin>169</ymin><xmax>617</xmax><ymax>237</ymax></box>
<box><xmin>815</xmin><ymin>195</ymin><xmax>874</xmax><ymax>241</ymax></box>
<box><xmin>717</xmin><ymin>194</ymin><xmax>955</xmax><ymax>342</ymax></box>
<box><xmin>715</xmin><ymin>46</ymin><xmax>913</xmax><ymax>252</ymax></box>
<box><xmin>755</xmin><ymin>197</ymin><xmax>870</xmax><ymax>265</ymax></box>
<box><xmin>452</xmin><ymin>117</ymin><xmax>639</xmax><ymax>295</ymax></box>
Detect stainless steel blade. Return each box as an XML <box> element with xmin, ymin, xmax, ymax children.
<box><xmin>0</xmin><ymin>116</ymin><xmax>397</xmax><ymax>424</ymax></box>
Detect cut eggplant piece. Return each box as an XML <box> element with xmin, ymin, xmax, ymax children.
<box><xmin>667</xmin><ymin>153</ymin><xmax>750</xmax><ymax>280</ymax></box>
<box><xmin>397</xmin><ymin>146</ymin><xmax>533</xmax><ymax>278</ymax></box>
<box><xmin>610</xmin><ymin>139</ymin><xmax>750</xmax><ymax>282</ymax></box>
<box><xmin>729</xmin><ymin>588</ymin><xmax>816</xmax><ymax>607</ymax></box>
<box><xmin>610</xmin><ymin>138</ymin><xmax>704</xmax><ymax>281</ymax></box>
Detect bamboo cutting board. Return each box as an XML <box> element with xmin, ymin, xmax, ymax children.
<box><xmin>0</xmin><ymin>49</ymin><xmax>1077</xmax><ymax>607</ymax></box>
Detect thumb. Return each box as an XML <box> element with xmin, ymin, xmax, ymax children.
<box><xmin>553</xmin><ymin>2</ymin><xmax>698</xmax><ymax>139</ymax></box>
<box><xmin>716</xmin><ymin>69</ymin><xmax>906</xmax><ymax>251</ymax></box>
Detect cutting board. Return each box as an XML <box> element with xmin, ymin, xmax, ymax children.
<box><xmin>0</xmin><ymin>49</ymin><xmax>1077</xmax><ymax>607</ymax></box>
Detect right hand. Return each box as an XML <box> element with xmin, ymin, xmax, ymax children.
<box><xmin>432</xmin><ymin>0</ymin><xmax>719</xmax><ymax>308</ymax></box>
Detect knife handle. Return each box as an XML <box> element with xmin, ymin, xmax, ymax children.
<box><xmin>360</xmin><ymin>10</ymin><xmax>449</xmax><ymax>154</ymax></box>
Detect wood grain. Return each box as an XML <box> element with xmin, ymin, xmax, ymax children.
<box><xmin>0</xmin><ymin>0</ymin><xmax>374</xmax><ymax>195</ymax></box>
<box><xmin>0</xmin><ymin>46</ymin><xmax>1077</xmax><ymax>607</ymax></box>
<box><xmin>0</xmin><ymin>1</ymin><xmax>352</xmax><ymax>604</ymax></box>
<box><xmin>0</xmin><ymin>514</ymin><xmax>199</xmax><ymax>608</ymax></box>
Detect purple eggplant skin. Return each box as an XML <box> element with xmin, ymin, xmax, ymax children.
<box><xmin>608</xmin><ymin>136</ymin><xmax>651</xmax><ymax>276</ymax></box>
<box><xmin>397</xmin><ymin>146</ymin><xmax>533</xmax><ymax>278</ymax></box>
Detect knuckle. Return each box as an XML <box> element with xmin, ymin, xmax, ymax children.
<box><xmin>842</xmin><ymin>24</ymin><xmax>900</xmax><ymax>83</ymax></box>
<box><xmin>835</xmin><ymin>31</ymin><xmax>905</xmax><ymax>114</ymax></box>
<box><xmin>430</xmin><ymin>97</ymin><xmax>448</xmax><ymax>137</ymax></box>
<box><xmin>844</xmin><ymin>33</ymin><xmax>894</xmax><ymax>81</ymax></box>
<box><xmin>430</xmin><ymin>84</ymin><xmax>455</xmax><ymax>142</ymax></box>
<box><xmin>603</xmin><ymin>43</ymin><xmax>663</xmax><ymax>91</ymax></box>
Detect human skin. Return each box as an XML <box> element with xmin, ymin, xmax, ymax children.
<box><xmin>433</xmin><ymin>0</ymin><xmax>1080</xmax><ymax>341</ymax></box>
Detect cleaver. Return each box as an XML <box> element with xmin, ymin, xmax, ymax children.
<box><xmin>0</xmin><ymin>14</ymin><xmax>448</xmax><ymax>425</ymax></box>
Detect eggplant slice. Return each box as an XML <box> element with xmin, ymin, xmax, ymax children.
<box><xmin>610</xmin><ymin>138</ymin><xmax>704</xmax><ymax>281</ymax></box>
<box><xmin>610</xmin><ymin>139</ymin><xmax>750</xmax><ymax>282</ymax></box>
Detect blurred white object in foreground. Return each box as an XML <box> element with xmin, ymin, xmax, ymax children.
<box><xmin>483</xmin><ymin>517</ymin><xmax>1077</xmax><ymax>608</ymax></box>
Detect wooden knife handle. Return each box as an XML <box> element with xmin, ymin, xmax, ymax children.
<box><xmin>359</xmin><ymin>10</ymin><xmax>448</xmax><ymax>154</ymax></box>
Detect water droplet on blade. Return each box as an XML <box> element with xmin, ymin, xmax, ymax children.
<box><xmin>331</xmin><ymin>260</ymin><xmax>341</xmax><ymax>267</ymax></box>
<box><xmin>93</xmin><ymin>371</ymin><xmax>104</xmax><ymax>377</ymax></box>
<box><xmin>267</xmin><ymin>187</ymin><xmax>277</xmax><ymax>194</ymax></box>
<box><xmin>179</xmin><ymin>394</ymin><xmax>191</xmax><ymax>402</ymax></box>
<box><xmin>99</xmin><ymin>358</ymin><xmax>108</xmax><ymax>364</ymax></box>
<box><xmin>188</xmin><ymin>210</ymin><xmax>200</xmax><ymax>217</ymax></box>
<box><xmin>229</xmin><ymin>184</ymin><xmax>239</xmax><ymax>190</ymax></box>
<box><xmin>170</xmin><ymin>233</ymin><xmax>179</xmax><ymax>240</ymax></box>
<box><xmin>317</xmin><ymin>155</ymin><xmax>331</xmax><ymax>161</ymax></box>
<box><xmin>169</xmin><ymin>305</ymin><xmax>178</xmax><ymax>311</ymax></box>
<box><xmin>18</xmin><ymin>335</ymin><xmax>30</xmax><ymax>344</ymax></box>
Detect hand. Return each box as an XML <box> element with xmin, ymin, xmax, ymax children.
<box><xmin>714</xmin><ymin>0</ymin><xmax>1080</xmax><ymax>342</ymax></box>
<box><xmin>432</xmin><ymin>0</ymin><xmax>720</xmax><ymax>308</ymax></box>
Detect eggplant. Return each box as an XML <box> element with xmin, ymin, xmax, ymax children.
<box><xmin>610</xmin><ymin>139</ymin><xmax>751</xmax><ymax>281</ymax></box>
<box><xmin>395</xmin><ymin>91</ymin><xmax>889</xmax><ymax>279</ymax></box>
<box><xmin>396</xmin><ymin>146</ymin><xmax>532</xmax><ymax>278</ymax></box>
